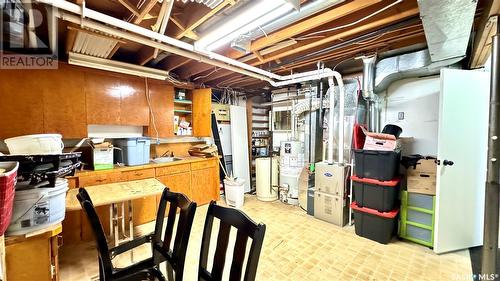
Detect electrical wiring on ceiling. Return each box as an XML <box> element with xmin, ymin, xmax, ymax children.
<box><xmin>193</xmin><ymin>67</ymin><xmax>220</xmax><ymax>81</ymax></box>
<box><xmin>292</xmin><ymin>0</ymin><xmax>403</xmax><ymax>41</ymax></box>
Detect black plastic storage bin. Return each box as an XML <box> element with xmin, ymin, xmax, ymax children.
<box><xmin>351</xmin><ymin>202</ymin><xmax>399</xmax><ymax>244</ymax></box>
<box><xmin>353</xmin><ymin>149</ymin><xmax>400</xmax><ymax>180</ymax></box>
<box><xmin>352</xmin><ymin>175</ymin><xmax>401</xmax><ymax>212</ymax></box>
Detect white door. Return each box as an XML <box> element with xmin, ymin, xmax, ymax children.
<box><xmin>434</xmin><ymin>69</ymin><xmax>490</xmax><ymax>253</ymax></box>
<box><xmin>230</xmin><ymin>106</ymin><xmax>251</xmax><ymax>192</ymax></box>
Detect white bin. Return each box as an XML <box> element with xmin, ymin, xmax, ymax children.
<box><xmin>224</xmin><ymin>178</ymin><xmax>245</xmax><ymax>208</ymax></box>
<box><xmin>7</xmin><ymin>179</ymin><xmax>68</xmax><ymax>235</ymax></box>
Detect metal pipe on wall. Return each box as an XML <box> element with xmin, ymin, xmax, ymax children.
<box><xmin>482</xmin><ymin>25</ymin><xmax>500</xmax><ymax>276</ymax></box>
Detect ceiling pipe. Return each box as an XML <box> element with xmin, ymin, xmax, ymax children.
<box><xmin>38</xmin><ymin>0</ymin><xmax>344</xmax><ymax>86</ymax></box>
<box><xmin>38</xmin><ymin>0</ymin><xmax>344</xmax><ymax>87</ymax></box>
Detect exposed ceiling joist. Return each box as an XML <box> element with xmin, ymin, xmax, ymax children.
<box><xmin>175</xmin><ymin>0</ymin><xmax>237</xmax><ymax>39</ymax></box>
<box><xmin>225</xmin><ymin>0</ymin><xmax>383</xmax><ymax>59</ymax></box>
<box><xmin>471</xmin><ymin>0</ymin><xmax>500</xmax><ymax>68</ymax></box>
<box><xmin>254</xmin><ymin>7</ymin><xmax>420</xmax><ymax>66</ymax></box>
<box><xmin>177</xmin><ymin>0</ymin><xmax>398</xmax><ymax>80</ymax></box>
<box><xmin>162</xmin><ymin>56</ymin><xmax>193</xmax><ymax>71</ymax></box>
<box><xmin>133</xmin><ymin>0</ymin><xmax>159</xmax><ymax>25</ymax></box>
<box><xmin>118</xmin><ymin>0</ymin><xmax>141</xmax><ymax>17</ymax></box>
<box><xmin>138</xmin><ymin>0</ymin><xmax>175</xmax><ymax>65</ymax></box>
<box><xmin>170</xmin><ymin>16</ymin><xmax>199</xmax><ymax>40</ymax></box>
<box><xmin>197</xmin><ymin>7</ymin><xmax>420</xmax><ymax>85</ymax></box>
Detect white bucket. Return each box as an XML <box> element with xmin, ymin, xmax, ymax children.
<box><xmin>5</xmin><ymin>134</ymin><xmax>64</xmax><ymax>155</ymax></box>
<box><xmin>7</xmin><ymin>179</ymin><xmax>68</xmax><ymax>235</ymax></box>
<box><xmin>224</xmin><ymin>178</ymin><xmax>245</xmax><ymax>209</ymax></box>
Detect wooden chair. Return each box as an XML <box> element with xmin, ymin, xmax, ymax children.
<box><xmin>153</xmin><ymin>186</ymin><xmax>197</xmax><ymax>281</ymax></box>
<box><xmin>198</xmin><ymin>201</ymin><xmax>266</xmax><ymax>281</ymax></box>
<box><xmin>77</xmin><ymin>187</ymin><xmax>196</xmax><ymax>281</ymax></box>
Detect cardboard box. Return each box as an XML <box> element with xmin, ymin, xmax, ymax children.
<box><xmin>363</xmin><ymin>132</ymin><xmax>397</xmax><ymax>151</ymax></box>
<box><xmin>91</xmin><ymin>142</ymin><xmax>114</xmax><ymax>170</ymax></box>
<box><xmin>408</xmin><ymin>158</ymin><xmax>436</xmax><ymax>175</ymax></box>
<box><xmin>407</xmin><ymin>158</ymin><xmax>437</xmax><ymax>195</ymax></box>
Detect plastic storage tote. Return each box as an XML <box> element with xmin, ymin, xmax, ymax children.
<box><xmin>114</xmin><ymin>138</ymin><xmax>151</xmax><ymax>166</ymax></box>
<box><xmin>351</xmin><ymin>201</ymin><xmax>399</xmax><ymax>244</ymax></box>
<box><xmin>399</xmin><ymin>191</ymin><xmax>435</xmax><ymax>247</ymax></box>
<box><xmin>353</xmin><ymin>149</ymin><xmax>400</xmax><ymax>180</ymax></box>
<box><xmin>352</xmin><ymin>175</ymin><xmax>401</xmax><ymax>212</ymax></box>
<box><xmin>0</xmin><ymin>162</ymin><xmax>18</xmax><ymax>236</ymax></box>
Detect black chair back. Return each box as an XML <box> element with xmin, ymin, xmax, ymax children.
<box><xmin>153</xmin><ymin>188</ymin><xmax>197</xmax><ymax>281</ymax></box>
<box><xmin>198</xmin><ymin>201</ymin><xmax>266</xmax><ymax>281</ymax></box>
<box><xmin>76</xmin><ymin>188</ymin><xmax>114</xmax><ymax>278</ymax></box>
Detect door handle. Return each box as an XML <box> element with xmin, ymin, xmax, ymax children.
<box><xmin>437</xmin><ymin>159</ymin><xmax>454</xmax><ymax>166</ymax></box>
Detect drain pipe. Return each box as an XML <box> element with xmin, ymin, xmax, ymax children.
<box><xmin>361</xmin><ymin>56</ymin><xmax>380</xmax><ymax>132</ymax></box>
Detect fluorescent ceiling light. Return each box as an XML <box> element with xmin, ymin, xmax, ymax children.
<box><xmin>68</xmin><ymin>52</ymin><xmax>169</xmax><ymax>80</ymax></box>
<box><xmin>195</xmin><ymin>0</ymin><xmax>294</xmax><ymax>51</ymax></box>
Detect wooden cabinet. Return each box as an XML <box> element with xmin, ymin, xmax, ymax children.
<box><xmin>156</xmin><ymin>163</ymin><xmax>190</xmax><ymax>176</ymax></box>
<box><xmin>85</xmin><ymin>71</ymin><xmax>122</xmax><ymax>125</ymax></box>
<box><xmin>0</xmin><ymin>70</ymin><xmax>45</xmax><ymax>138</ymax></box>
<box><xmin>122</xmin><ymin>168</ymin><xmax>157</xmax><ymax>225</ymax></box>
<box><xmin>6</xmin><ymin>225</ymin><xmax>62</xmax><ymax>281</ymax></box>
<box><xmin>78</xmin><ymin>171</ymin><xmax>122</xmax><ymax>187</ymax></box>
<box><xmin>42</xmin><ymin>65</ymin><xmax>87</xmax><ymax>138</ymax></box>
<box><xmin>121</xmin><ymin>168</ymin><xmax>155</xmax><ymax>181</ymax></box>
<box><xmin>146</xmin><ymin>82</ymin><xmax>175</xmax><ymax>138</ymax></box>
<box><xmin>157</xmin><ymin>172</ymin><xmax>192</xmax><ymax>198</ymax></box>
<box><xmin>120</xmin><ymin>77</ymin><xmax>149</xmax><ymax>126</ymax></box>
<box><xmin>192</xmin><ymin>88</ymin><xmax>212</xmax><ymax>137</ymax></box>
<box><xmin>63</xmin><ymin>159</ymin><xmax>219</xmax><ymax>243</ymax></box>
<box><xmin>190</xmin><ymin>165</ymin><xmax>219</xmax><ymax>205</ymax></box>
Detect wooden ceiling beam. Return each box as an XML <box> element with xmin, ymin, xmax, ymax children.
<box><xmin>137</xmin><ymin>0</ymin><xmax>175</xmax><ymax>66</ymax></box>
<box><xmin>470</xmin><ymin>0</ymin><xmax>500</xmax><ymax>68</ymax></box>
<box><xmin>170</xmin><ymin>16</ymin><xmax>199</xmax><ymax>40</ymax></box>
<box><xmin>175</xmin><ymin>0</ymin><xmax>237</xmax><ymax>39</ymax></box>
<box><xmin>133</xmin><ymin>0</ymin><xmax>159</xmax><ymax>25</ymax></box>
<box><xmin>118</xmin><ymin>0</ymin><xmax>141</xmax><ymax>17</ymax></box>
<box><xmin>224</xmin><ymin>0</ymin><xmax>383</xmax><ymax>60</ymax></box>
<box><xmin>254</xmin><ymin>7</ymin><xmax>420</xmax><ymax>66</ymax></box>
<box><xmin>161</xmin><ymin>56</ymin><xmax>193</xmax><ymax>72</ymax></box>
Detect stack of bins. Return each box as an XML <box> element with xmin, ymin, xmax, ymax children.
<box><xmin>350</xmin><ymin>150</ymin><xmax>401</xmax><ymax>244</ymax></box>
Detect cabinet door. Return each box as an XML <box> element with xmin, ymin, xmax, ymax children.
<box><xmin>0</xmin><ymin>70</ymin><xmax>44</xmax><ymax>138</ymax></box>
<box><xmin>192</xmin><ymin>88</ymin><xmax>212</xmax><ymax>137</ymax></box>
<box><xmin>157</xmin><ymin>172</ymin><xmax>191</xmax><ymax>218</ymax></box>
<box><xmin>42</xmin><ymin>65</ymin><xmax>87</xmax><ymax>138</ymax></box>
<box><xmin>146</xmin><ymin>83</ymin><xmax>174</xmax><ymax>138</ymax></box>
<box><xmin>85</xmin><ymin>72</ymin><xmax>122</xmax><ymax>125</ymax></box>
<box><xmin>190</xmin><ymin>167</ymin><xmax>218</xmax><ymax>205</ymax></box>
<box><xmin>157</xmin><ymin>172</ymin><xmax>192</xmax><ymax>198</ymax></box>
<box><xmin>120</xmin><ymin>77</ymin><xmax>149</xmax><ymax>126</ymax></box>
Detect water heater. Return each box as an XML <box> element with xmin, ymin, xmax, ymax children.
<box><xmin>279</xmin><ymin>141</ymin><xmax>304</xmax><ymax>205</ymax></box>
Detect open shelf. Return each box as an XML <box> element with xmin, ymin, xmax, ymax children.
<box><xmin>174</xmin><ymin>109</ymin><xmax>192</xmax><ymax>114</ymax></box>
<box><xmin>174</xmin><ymin>99</ymin><xmax>192</xmax><ymax>104</ymax></box>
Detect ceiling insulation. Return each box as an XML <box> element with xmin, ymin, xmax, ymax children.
<box><xmin>417</xmin><ymin>0</ymin><xmax>478</xmax><ymax>62</ymax></box>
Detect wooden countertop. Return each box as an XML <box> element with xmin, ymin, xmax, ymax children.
<box><xmin>5</xmin><ymin>223</ymin><xmax>62</xmax><ymax>245</ymax></box>
<box><xmin>71</xmin><ymin>156</ymin><xmax>217</xmax><ymax>177</ymax></box>
<box><xmin>66</xmin><ymin>178</ymin><xmax>166</xmax><ymax>211</ymax></box>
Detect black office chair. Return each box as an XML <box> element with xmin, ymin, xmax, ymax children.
<box><xmin>198</xmin><ymin>201</ymin><xmax>266</xmax><ymax>281</ymax></box>
<box><xmin>77</xmin><ymin>187</ymin><xmax>196</xmax><ymax>281</ymax></box>
<box><xmin>153</xmin><ymin>186</ymin><xmax>197</xmax><ymax>281</ymax></box>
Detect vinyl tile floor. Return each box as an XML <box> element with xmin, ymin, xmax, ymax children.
<box><xmin>60</xmin><ymin>195</ymin><xmax>473</xmax><ymax>281</ymax></box>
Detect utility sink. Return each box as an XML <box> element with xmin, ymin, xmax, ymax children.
<box><xmin>152</xmin><ymin>157</ymin><xmax>183</xmax><ymax>163</ymax></box>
